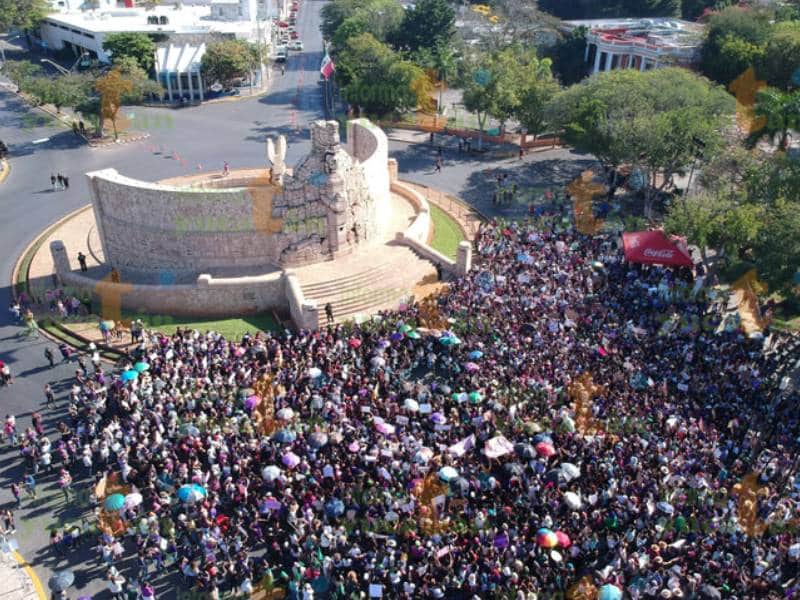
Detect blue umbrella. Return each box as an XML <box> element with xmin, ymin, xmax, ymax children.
<box><xmin>104</xmin><ymin>493</ymin><xmax>125</xmax><ymax>511</ymax></box>
<box><xmin>598</xmin><ymin>584</ymin><xmax>622</xmax><ymax>600</ymax></box>
<box><xmin>134</xmin><ymin>361</ymin><xmax>150</xmax><ymax>373</ymax></box>
<box><xmin>468</xmin><ymin>350</ymin><xmax>484</xmax><ymax>360</ymax></box>
<box><xmin>325</xmin><ymin>498</ymin><xmax>345</xmax><ymax>518</ymax></box>
<box><xmin>532</xmin><ymin>433</ymin><xmax>553</xmax><ymax>445</ymax></box>
<box><xmin>120</xmin><ymin>370</ymin><xmax>138</xmax><ymax>382</ymax></box>
<box><xmin>274</xmin><ymin>429</ymin><xmax>296</xmax><ymax>443</ymax></box>
<box><xmin>177</xmin><ymin>483</ymin><xmax>207</xmax><ymax>503</ymax></box>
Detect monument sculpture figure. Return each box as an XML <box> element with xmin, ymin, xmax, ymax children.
<box><xmin>266</xmin><ymin>135</ymin><xmax>287</xmax><ymax>185</ymax></box>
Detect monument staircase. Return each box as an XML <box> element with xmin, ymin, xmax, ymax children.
<box><xmin>296</xmin><ymin>245</ymin><xmax>438</xmax><ymax>325</ymax></box>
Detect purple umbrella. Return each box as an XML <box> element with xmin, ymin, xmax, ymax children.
<box><xmin>431</xmin><ymin>412</ymin><xmax>447</xmax><ymax>424</ymax></box>
<box><xmin>282</xmin><ymin>452</ymin><xmax>300</xmax><ymax>469</ymax></box>
<box><xmin>245</xmin><ymin>395</ymin><xmax>260</xmax><ymax>410</ymax></box>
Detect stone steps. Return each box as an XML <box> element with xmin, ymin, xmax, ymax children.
<box><xmin>299</xmin><ymin>247</ymin><xmax>436</xmax><ymax>326</ymax></box>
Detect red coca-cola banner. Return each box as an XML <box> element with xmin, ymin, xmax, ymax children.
<box><xmin>622</xmin><ymin>230</ymin><xmax>693</xmax><ymax>267</ymax></box>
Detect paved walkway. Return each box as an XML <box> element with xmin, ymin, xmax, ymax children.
<box><xmin>0</xmin><ymin>547</ymin><xmax>45</xmax><ymax>600</ymax></box>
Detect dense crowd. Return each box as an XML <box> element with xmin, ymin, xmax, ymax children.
<box><xmin>14</xmin><ymin>214</ymin><xmax>800</xmax><ymax>600</ymax></box>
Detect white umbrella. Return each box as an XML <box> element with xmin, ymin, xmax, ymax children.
<box><xmin>564</xmin><ymin>491</ymin><xmax>582</xmax><ymax>510</ymax></box>
<box><xmin>560</xmin><ymin>462</ymin><xmax>580</xmax><ymax>481</ymax></box>
<box><xmin>276</xmin><ymin>408</ymin><xmax>295</xmax><ymax>420</ymax></box>
<box><xmin>414</xmin><ymin>447</ymin><xmax>434</xmax><ymax>464</ymax></box>
<box><xmin>123</xmin><ymin>493</ymin><xmax>143</xmax><ymax>510</ymax></box>
<box><xmin>262</xmin><ymin>465</ymin><xmax>282</xmax><ymax>482</ymax></box>
<box><xmin>403</xmin><ymin>398</ymin><xmax>420</xmax><ymax>412</ymax></box>
<box><xmin>658</xmin><ymin>501</ymin><xmax>675</xmax><ymax>515</ymax></box>
<box><xmin>438</xmin><ymin>466</ymin><xmax>459</xmax><ymax>482</ymax></box>
<box><xmin>308</xmin><ymin>367</ymin><xmax>322</xmax><ymax>378</ymax></box>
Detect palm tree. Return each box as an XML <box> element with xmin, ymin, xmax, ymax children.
<box><xmin>432</xmin><ymin>44</ymin><xmax>457</xmax><ymax>116</ymax></box>
<box><xmin>746</xmin><ymin>87</ymin><xmax>800</xmax><ymax>151</ymax></box>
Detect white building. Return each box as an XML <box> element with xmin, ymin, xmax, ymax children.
<box><xmin>39</xmin><ymin>1</ymin><xmax>275</xmax><ymax>64</ymax></box>
<box><xmin>154</xmin><ymin>42</ymin><xmax>206</xmax><ymax>102</ymax></box>
<box><xmin>561</xmin><ymin>18</ymin><xmax>705</xmax><ymax>75</ymax></box>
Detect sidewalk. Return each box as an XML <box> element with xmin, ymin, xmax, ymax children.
<box><xmin>0</xmin><ymin>549</ymin><xmax>46</xmax><ymax>600</ymax></box>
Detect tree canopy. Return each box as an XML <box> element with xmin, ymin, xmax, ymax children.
<box><xmin>338</xmin><ymin>33</ymin><xmax>430</xmax><ymax>115</ymax></box>
<box><xmin>0</xmin><ymin>0</ymin><xmax>48</xmax><ymax>32</ymax></box>
<box><xmin>547</xmin><ymin>67</ymin><xmax>734</xmax><ymax>215</ymax></box>
<box><xmin>391</xmin><ymin>0</ymin><xmax>455</xmax><ymax>53</ymax></box>
<box><xmin>759</xmin><ymin>21</ymin><xmax>800</xmax><ymax>91</ymax></box>
<box><xmin>537</xmin><ymin>0</ymin><xmax>679</xmax><ymax>20</ymax></box>
<box><xmin>201</xmin><ymin>40</ymin><xmax>257</xmax><ymax>88</ymax></box>
<box><xmin>102</xmin><ymin>32</ymin><xmax>157</xmax><ymax>73</ymax></box>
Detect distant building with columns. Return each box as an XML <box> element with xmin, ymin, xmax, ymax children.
<box><xmin>561</xmin><ymin>18</ymin><xmax>705</xmax><ymax>75</ymax></box>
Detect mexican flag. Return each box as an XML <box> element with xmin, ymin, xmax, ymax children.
<box><xmin>320</xmin><ymin>52</ymin><xmax>335</xmax><ymax>80</ymax></box>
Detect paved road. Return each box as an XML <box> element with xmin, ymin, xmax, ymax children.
<box><xmin>0</xmin><ymin>2</ymin><xmax>595</xmax><ymax>595</ymax></box>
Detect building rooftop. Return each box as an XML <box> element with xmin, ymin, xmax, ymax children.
<box><xmin>562</xmin><ymin>17</ymin><xmax>705</xmax><ymax>50</ymax></box>
<box><xmin>43</xmin><ymin>5</ymin><xmax>259</xmax><ymax>35</ymax></box>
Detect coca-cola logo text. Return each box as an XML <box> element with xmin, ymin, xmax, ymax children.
<box><xmin>643</xmin><ymin>248</ymin><xmax>675</xmax><ymax>259</ymax></box>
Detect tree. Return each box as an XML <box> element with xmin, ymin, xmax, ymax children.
<box><xmin>0</xmin><ymin>0</ymin><xmax>48</xmax><ymax>32</ymax></box>
<box><xmin>759</xmin><ymin>21</ymin><xmax>800</xmax><ymax>91</ymax></box>
<box><xmin>201</xmin><ymin>40</ymin><xmax>257</xmax><ymax>89</ymax></box>
<box><xmin>321</xmin><ymin>0</ymin><xmax>370</xmax><ymax>40</ymax></box>
<box><xmin>114</xmin><ymin>56</ymin><xmax>163</xmax><ymax>104</ymax></box>
<box><xmin>700</xmin><ymin>6</ymin><xmax>772</xmax><ymax>84</ymax></box>
<box><xmin>538</xmin><ymin>0</ymin><xmax>678</xmax><ymax>19</ymax></box>
<box><xmin>746</xmin><ymin>87</ymin><xmax>800</xmax><ymax>150</ymax></box>
<box><xmin>338</xmin><ymin>33</ymin><xmax>428</xmax><ymax>115</ymax></box>
<box><xmin>548</xmin><ymin>67</ymin><xmax>735</xmax><ymax>216</ymax></box>
<box><xmin>681</xmin><ymin>0</ymin><xmax>735</xmax><ymax>21</ymax></box>
<box><xmin>414</xmin><ymin>44</ymin><xmax>458</xmax><ymax>114</ymax></box>
<box><xmin>1</xmin><ymin>60</ymin><xmax>42</xmax><ymax>89</ymax></box>
<box><xmin>462</xmin><ymin>49</ymin><xmax>521</xmax><ymax>148</ymax></box>
<box><xmin>515</xmin><ymin>56</ymin><xmax>559</xmax><ymax>142</ymax></box>
<box><xmin>96</xmin><ymin>69</ymin><xmax>134</xmax><ymax>140</ymax></box>
<box><xmin>392</xmin><ymin>0</ymin><xmax>454</xmax><ymax>53</ymax></box>
<box><xmin>546</xmin><ymin>27</ymin><xmax>588</xmax><ymax>86</ymax></box>
<box><xmin>102</xmin><ymin>32</ymin><xmax>157</xmax><ymax>73</ymax></box>
<box><xmin>753</xmin><ymin>200</ymin><xmax>800</xmax><ymax>294</ymax></box>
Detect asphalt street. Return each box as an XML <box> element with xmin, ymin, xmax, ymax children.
<box><xmin>0</xmin><ymin>1</ymin><xmax>594</xmax><ymax>594</ymax></box>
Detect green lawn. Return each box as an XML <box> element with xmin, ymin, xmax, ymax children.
<box><xmin>429</xmin><ymin>203</ymin><xmax>463</xmax><ymax>260</ymax></box>
<box><xmin>131</xmin><ymin>313</ymin><xmax>281</xmax><ymax>339</ymax></box>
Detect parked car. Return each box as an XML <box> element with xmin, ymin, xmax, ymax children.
<box><xmin>290</xmin><ymin>31</ymin><xmax>299</xmax><ymax>39</ymax></box>
<box><xmin>274</xmin><ymin>46</ymin><xmax>288</xmax><ymax>61</ymax></box>
<box><xmin>289</xmin><ymin>40</ymin><xmax>304</xmax><ymax>51</ymax></box>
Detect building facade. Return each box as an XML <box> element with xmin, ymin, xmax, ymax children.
<box><xmin>561</xmin><ymin>18</ymin><xmax>705</xmax><ymax>75</ymax></box>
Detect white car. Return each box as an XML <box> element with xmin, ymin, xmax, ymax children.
<box><xmin>289</xmin><ymin>41</ymin><xmax>304</xmax><ymax>51</ymax></box>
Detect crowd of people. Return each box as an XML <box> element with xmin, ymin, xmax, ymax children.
<box><xmin>11</xmin><ymin>211</ymin><xmax>800</xmax><ymax>600</ymax></box>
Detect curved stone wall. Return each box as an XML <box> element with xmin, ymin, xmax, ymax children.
<box><xmin>347</xmin><ymin>119</ymin><xmax>391</xmax><ymax>228</ymax></box>
<box><xmin>87</xmin><ymin>120</ymin><xmax>391</xmax><ymax>275</ymax></box>
<box><xmin>87</xmin><ymin>168</ymin><xmax>281</xmax><ymax>273</ymax></box>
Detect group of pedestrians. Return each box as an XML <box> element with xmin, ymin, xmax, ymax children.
<box><xmin>4</xmin><ymin>195</ymin><xmax>800</xmax><ymax>599</ymax></box>
<box><xmin>50</xmin><ymin>173</ymin><xmax>69</xmax><ymax>191</ymax></box>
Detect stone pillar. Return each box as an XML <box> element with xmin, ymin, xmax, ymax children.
<box><xmin>603</xmin><ymin>52</ymin><xmax>613</xmax><ymax>72</ymax></box>
<box><xmin>584</xmin><ymin>43</ymin><xmax>590</xmax><ymax>62</ymax></box>
<box><xmin>387</xmin><ymin>158</ymin><xmax>398</xmax><ymax>182</ymax></box>
<box><xmin>593</xmin><ymin>49</ymin><xmax>602</xmax><ymax>74</ymax></box>
<box><xmin>198</xmin><ymin>72</ymin><xmax>204</xmax><ymax>102</ymax></box>
<box><xmin>165</xmin><ymin>72</ymin><xmax>173</xmax><ymax>102</ymax></box>
<box><xmin>456</xmin><ymin>240</ymin><xmax>472</xmax><ymax>276</ymax></box>
<box><xmin>640</xmin><ymin>57</ymin><xmax>647</xmax><ymax>71</ymax></box>
<box><xmin>187</xmin><ymin>68</ymin><xmax>194</xmax><ymax>102</ymax></box>
<box><xmin>50</xmin><ymin>240</ymin><xmax>71</xmax><ymax>283</ymax></box>
<box><xmin>177</xmin><ymin>71</ymin><xmax>183</xmax><ymax>100</ymax></box>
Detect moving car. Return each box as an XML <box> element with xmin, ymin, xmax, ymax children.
<box><xmin>289</xmin><ymin>40</ymin><xmax>304</xmax><ymax>51</ymax></box>
<box><xmin>290</xmin><ymin>31</ymin><xmax>299</xmax><ymax>39</ymax></box>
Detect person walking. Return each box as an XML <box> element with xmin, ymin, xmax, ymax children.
<box><xmin>44</xmin><ymin>346</ymin><xmax>55</xmax><ymax>368</ymax></box>
<box><xmin>10</xmin><ymin>482</ymin><xmax>21</xmax><ymax>507</ymax></box>
<box><xmin>107</xmin><ymin>567</ymin><xmax>126</xmax><ymax>600</ymax></box>
<box><xmin>325</xmin><ymin>303</ymin><xmax>334</xmax><ymax>326</ymax></box>
<box><xmin>24</xmin><ymin>472</ymin><xmax>36</xmax><ymax>499</ymax></box>
<box><xmin>77</xmin><ymin>252</ymin><xmax>88</xmax><ymax>272</ymax></box>
<box><xmin>63</xmin><ymin>175</ymin><xmax>69</xmax><ymax>190</ymax></box>
<box><xmin>50</xmin><ymin>174</ymin><xmax>56</xmax><ymax>190</ymax></box>
<box><xmin>435</xmin><ymin>156</ymin><xmax>443</xmax><ymax>173</ymax></box>
<box><xmin>56</xmin><ymin>174</ymin><xmax>64</xmax><ymax>190</ymax></box>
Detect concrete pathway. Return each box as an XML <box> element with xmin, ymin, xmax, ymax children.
<box><xmin>0</xmin><ymin>545</ymin><xmax>46</xmax><ymax>599</ymax></box>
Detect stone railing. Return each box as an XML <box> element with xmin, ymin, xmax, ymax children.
<box><xmin>284</xmin><ymin>271</ymin><xmax>319</xmax><ymax>331</ymax></box>
<box><xmin>390</xmin><ymin>180</ymin><xmax>430</xmax><ymax>244</ymax></box>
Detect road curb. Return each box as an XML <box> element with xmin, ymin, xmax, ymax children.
<box><xmin>11</xmin><ymin>551</ymin><xmax>47</xmax><ymax>600</ymax></box>
<box><xmin>0</xmin><ymin>159</ymin><xmax>9</xmax><ymax>184</ymax></box>
<box><xmin>86</xmin><ymin>131</ymin><xmax>150</xmax><ymax>148</ymax></box>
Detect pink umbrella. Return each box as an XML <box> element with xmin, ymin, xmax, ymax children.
<box><xmin>245</xmin><ymin>395</ymin><xmax>261</xmax><ymax>410</ymax></box>
<box><xmin>464</xmin><ymin>362</ymin><xmax>479</xmax><ymax>373</ymax></box>
<box><xmin>348</xmin><ymin>338</ymin><xmax>362</xmax><ymax>349</ymax></box>
<box><xmin>535</xmin><ymin>442</ymin><xmax>556</xmax><ymax>458</ymax></box>
<box><xmin>282</xmin><ymin>452</ymin><xmax>300</xmax><ymax>469</ymax></box>
<box><xmin>555</xmin><ymin>531</ymin><xmax>571</xmax><ymax>548</ymax></box>
<box><xmin>348</xmin><ymin>441</ymin><xmax>360</xmax><ymax>452</ymax></box>
<box><xmin>375</xmin><ymin>421</ymin><xmax>395</xmax><ymax>435</ymax></box>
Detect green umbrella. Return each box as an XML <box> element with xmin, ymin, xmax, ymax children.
<box><xmin>134</xmin><ymin>361</ymin><xmax>150</xmax><ymax>373</ymax></box>
<box><xmin>399</xmin><ymin>324</ymin><xmax>413</xmax><ymax>333</ymax></box>
<box><xmin>407</xmin><ymin>331</ymin><xmax>421</xmax><ymax>339</ymax></box>
<box><xmin>468</xmin><ymin>391</ymin><xmax>483</xmax><ymax>404</ymax></box>
<box><xmin>104</xmin><ymin>493</ymin><xmax>125</xmax><ymax>511</ymax></box>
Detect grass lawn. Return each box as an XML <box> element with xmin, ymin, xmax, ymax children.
<box><xmin>429</xmin><ymin>203</ymin><xmax>463</xmax><ymax>260</ymax></box>
<box><xmin>132</xmin><ymin>313</ymin><xmax>281</xmax><ymax>339</ymax></box>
